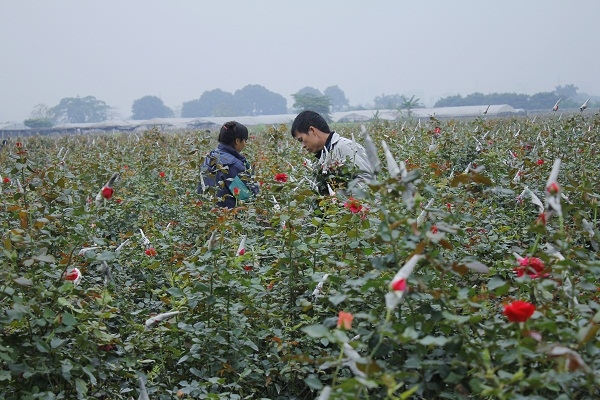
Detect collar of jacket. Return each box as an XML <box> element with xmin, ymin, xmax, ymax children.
<box><xmin>315</xmin><ymin>131</ymin><xmax>339</xmax><ymax>159</ymax></box>
<box><xmin>217</xmin><ymin>143</ymin><xmax>247</xmax><ymax>163</ymax></box>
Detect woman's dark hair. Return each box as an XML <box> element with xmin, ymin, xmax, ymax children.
<box><xmin>290</xmin><ymin>110</ymin><xmax>331</xmax><ymax>137</ymax></box>
<box><xmin>218</xmin><ymin>121</ymin><xmax>249</xmax><ymax>145</ymax></box>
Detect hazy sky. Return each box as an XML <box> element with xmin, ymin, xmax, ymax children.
<box><xmin>2</xmin><ymin>0</ymin><xmax>599</xmax><ymax>121</ymax></box>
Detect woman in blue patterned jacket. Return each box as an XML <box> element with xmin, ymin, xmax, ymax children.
<box><xmin>198</xmin><ymin>121</ymin><xmax>259</xmax><ymax>208</ymax></box>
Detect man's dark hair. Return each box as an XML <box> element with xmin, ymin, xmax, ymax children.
<box><xmin>290</xmin><ymin>110</ymin><xmax>331</xmax><ymax>137</ymax></box>
<box><xmin>218</xmin><ymin>121</ymin><xmax>249</xmax><ymax>146</ymax></box>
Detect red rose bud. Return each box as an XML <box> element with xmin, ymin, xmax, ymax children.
<box><xmin>337</xmin><ymin>311</ymin><xmax>354</xmax><ymax>330</ymax></box>
<box><xmin>238</xmin><ymin>248</ymin><xmax>245</xmax><ymax>256</ymax></box>
<box><xmin>503</xmin><ymin>300</ymin><xmax>535</xmax><ymax>323</ymax></box>
<box><xmin>159</xmin><ymin>171</ymin><xmax>165</xmax><ymax>178</ymax></box>
<box><xmin>101</xmin><ymin>186</ymin><xmax>114</xmax><ymax>199</ymax></box>
<box><xmin>546</xmin><ymin>182</ymin><xmax>560</xmax><ymax>195</ymax></box>
<box><xmin>63</xmin><ymin>268</ymin><xmax>82</xmax><ymax>285</ymax></box>
<box><xmin>391</xmin><ymin>278</ymin><xmax>407</xmax><ymax>292</ymax></box>
<box><xmin>233</xmin><ymin>187</ymin><xmax>240</xmax><ymax>196</ymax></box>
<box><xmin>145</xmin><ymin>247</ymin><xmax>157</xmax><ymax>256</ymax></box>
<box><xmin>536</xmin><ymin>212</ymin><xmax>547</xmax><ymax>226</ymax></box>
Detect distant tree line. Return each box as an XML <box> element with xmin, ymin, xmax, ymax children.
<box><xmin>434</xmin><ymin>84</ymin><xmax>596</xmax><ymax>110</ymax></box>
<box><xmin>22</xmin><ymin>83</ymin><xmax>597</xmax><ymax>127</ymax></box>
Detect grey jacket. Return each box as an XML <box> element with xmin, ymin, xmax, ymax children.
<box><xmin>316</xmin><ymin>132</ymin><xmax>374</xmax><ymax>194</ymax></box>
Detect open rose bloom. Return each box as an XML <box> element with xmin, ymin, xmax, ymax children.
<box><xmin>514</xmin><ymin>257</ymin><xmax>548</xmax><ymax>279</ymax></box>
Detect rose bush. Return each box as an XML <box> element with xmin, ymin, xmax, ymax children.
<box><xmin>0</xmin><ymin>116</ymin><xmax>598</xmax><ymax>399</ymax></box>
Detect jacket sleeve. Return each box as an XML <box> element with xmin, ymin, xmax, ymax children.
<box><xmin>333</xmin><ymin>140</ymin><xmax>374</xmax><ymax>183</ymax></box>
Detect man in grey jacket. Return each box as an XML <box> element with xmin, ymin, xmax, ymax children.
<box><xmin>291</xmin><ymin>110</ymin><xmax>374</xmax><ymax>195</ymax></box>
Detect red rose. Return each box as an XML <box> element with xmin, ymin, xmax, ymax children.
<box><xmin>159</xmin><ymin>171</ymin><xmax>165</xmax><ymax>178</ymax></box>
<box><xmin>238</xmin><ymin>248</ymin><xmax>245</xmax><ymax>256</ymax></box>
<box><xmin>391</xmin><ymin>278</ymin><xmax>407</xmax><ymax>292</ymax></box>
<box><xmin>233</xmin><ymin>187</ymin><xmax>240</xmax><ymax>196</ymax></box>
<box><xmin>546</xmin><ymin>182</ymin><xmax>560</xmax><ymax>195</ymax></box>
<box><xmin>101</xmin><ymin>186</ymin><xmax>114</xmax><ymax>199</ymax></box>
<box><xmin>145</xmin><ymin>247</ymin><xmax>157</xmax><ymax>257</ymax></box>
<box><xmin>337</xmin><ymin>311</ymin><xmax>353</xmax><ymax>330</ymax></box>
<box><xmin>503</xmin><ymin>300</ymin><xmax>535</xmax><ymax>323</ymax></box>
<box><xmin>536</xmin><ymin>212</ymin><xmax>547</xmax><ymax>226</ymax></box>
<box><xmin>431</xmin><ymin>226</ymin><xmax>438</xmax><ymax>234</ymax></box>
<box><xmin>514</xmin><ymin>257</ymin><xmax>547</xmax><ymax>278</ymax></box>
<box><xmin>536</xmin><ymin>159</ymin><xmax>544</xmax><ymax>166</ymax></box>
<box><xmin>274</xmin><ymin>173</ymin><xmax>288</xmax><ymax>183</ymax></box>
<box><xmin>2</xmin><ymin>177</ymin><xmax>10</xmax><ymax>183</ymax></box>
<box><xmin>344</xmin><ymin>198</ymin><xmax>363</xmax><ymax>213</ymax></box>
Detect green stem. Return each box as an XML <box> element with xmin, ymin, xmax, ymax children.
<box><xmin>331</xmin><ymin>342</ymin><xmax>346</xmax><ymax>388</ymax></box>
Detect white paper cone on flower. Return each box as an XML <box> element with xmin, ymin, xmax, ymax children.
<box><xmin>115</xmin><ymin>239</ymin><xmax>131</xmax><ymax>253</ymax></box>
<box><xmin>513</xmin><ymin>168</ymin><xmax>522</xmax><ymax>183</ymax></box>
<box><xmin>520</xmin><ymin>186</ymin><xmax>544</xmax><ymax>213</ymax></box>
<box><xmin>95</xmin><ymin>172</ymin><xmax>120</xmax><ymax>206</ymax></box>
<box><xmin>544</xmin><ymin>243</ymin><xmax>565</xmax><ymax>261</ymax></box>
<box><xmin>317</xmin><ymin>386</ymin><xmax>332</xmax><ymax>400</ymax></box>
<box><xmin>203</xmin><ymin>230</ymin><xmax>218</xmax><ymax>251</ymax></box>
<box><xmin>145</xmin><ymin>311</ymin><xmax>181</xmax><ymax>330</ymax></box>
<box><xmin>236</xmin><ymin>235</ymin><xmax>247</xmax><ymax>256</ymax></box>
<box><xmin>386</xmin><ymin>254</ymin><xmax>425</xmax><ymax>311</ymax></box>
<box><xmin>381</xmin><ymin>140</ymin><xmax>400</xmax><ymax>178</ymax></box>
<box><xmin>100</xmin><ymin>260</ymin><xmax>113</xmax><ymax>286</ymax></box>
<box><xmin>78</xmin><ymin>246</ymin><xmax>100</xmax><ymax>256</ymax></box>
<box><xmin>544</xmin><ymin>158</ymin><xmax>562</xmax><ymax>217</ymax></box>
<box><xmin>63</xmin><ymin>267</ymin><xmax>82</xmax><ymax>285</ymax></box>
<box><xmin>463</xmin><ymin>162</ymin><xmax>472</xmax><ymax>174</ymax></box>
<box><xmin>139</xmin><ymin>229</ymin><xmax>151</xmax><ymax>247</ymax></box>
<box><xmin>272</xmin><ymin>196</ymin><xmax>280</xmax><ymax>211</ymax></box>
<box><xmin>512</xmin><ymin>252</ymin><xmax>524</xmax><ymax>262</ymax></box>
<box><xmin>138</xmin><ymin>376</ymin><xmax>150</xmax><ymax>400</ymax></box>
<box><xmin>342</xmin><ymin>342</ymin><xmax>367</xmax><ymax>378</ymax></box>
<box><xmin>360</xmin><ymin>125</ymin><xmax>380</xmax><ymax>176</ymax></box>
<box><xmin>312</xmin><ymin>273</ymin><xmax>330</xmax><ymax>299</ymax></box>
<box><xmin>326</xmin><ymin>184</ymin><xmax>335</xmax><ymax>196</ymax></box>
<box><xmin>416</xmin><ymin>199</ymin><xmax>434</xmax><ymax>227</ymax></box>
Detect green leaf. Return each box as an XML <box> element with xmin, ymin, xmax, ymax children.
<box><xmin>33</xmin><ymin>254</ymin><xmax>56</xmax><ymax>263</ymax></box>
<box><xmin>487</xmin><ymin>276</ymin><xmax>507</xmax><ymax>291</ymax></box>
<box><xmin>304</xmin><ymin>376</ymin><xmax>323</xmax><ymax>390</ymax></box>
<box><xmin>75</xmin><ymin>378</ymin><xmax>88</xmax><ymax>398</ymax></box>
<box><xmin>13</xmin><ymin>277</ymin><xmax>32</xmax><ymax>286</ymax></box>
<box><xmin>400</xmin><ymin>384</ymin><xmax>420</xmax><ymax>399</ymax></box>
<box><xmin>418</xmin><ymin>335</ymin><xmax>449</xmax><ymax>346</ymax></box>
<box><xmin>61</xmin><ymin>312</ymin><xmax>77</xmax><ymax>326</ymax></box>
<box><xmin>328</xmin><ymin>293</ymin><xmax>346</xmax><ymax>306</ymax></box>
<box><xmin>96</xmin><ymin>251</ymin><xmax>116</xmax><ymax>261</ymax></box>
<box><xmin>50</xmin><ymin>338</ymin><xmax>67</xmax><ymax>348</ymax></box>
<box><xmin>82</xmin><ymin>365</ymin><xmax>97</xmax><ymax>385</ymax></box>
<box><xmin>167</xmin><ymin>287</ymin><xmax>184</xmax><ymax>298</ymax></box>
<box><xmin>301</xmin><ymin>324</ymin><xmax>331</xmax><ymax>339</ymax></box>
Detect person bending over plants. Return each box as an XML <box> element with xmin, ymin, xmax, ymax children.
<box><xmin>291</xmin><ymin>110</ymin><xmax>373</xmax><ymax>196</ymax></box>
<box><xmin>198</xmin><ymin>121</ymin><xmax>259</xmax><ymax>208</ymax></box>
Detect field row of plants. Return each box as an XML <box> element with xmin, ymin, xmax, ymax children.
<box><xmin>0</xmin><ymin>112</ymin><xmax>599</xmax><ymax>399</ymax></box>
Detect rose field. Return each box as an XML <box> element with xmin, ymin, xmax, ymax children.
<box><xmin>1</xmin><ymin>112</ymin><xmax>599</xmax><ymax>399</ymax></box>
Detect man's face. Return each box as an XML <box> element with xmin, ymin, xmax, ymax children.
<box><xmin>293</xmin><ymin>127</ymin><xmax>324</xmax><ymax>154</ymax></box>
